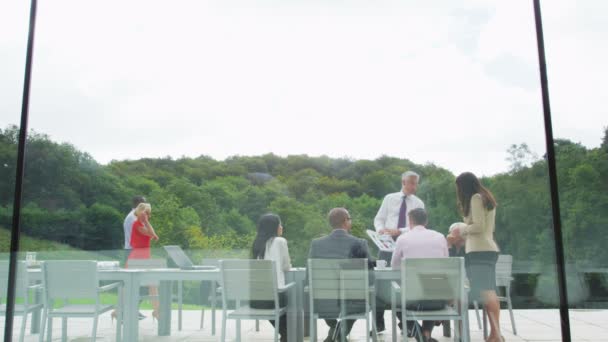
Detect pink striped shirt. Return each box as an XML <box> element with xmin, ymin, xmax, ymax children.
<box><xmin>391</xmin><ymin>225</ymin><xmax>449</xmax><ymax>269</ymax></box>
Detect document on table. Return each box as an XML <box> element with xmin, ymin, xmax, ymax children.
<box><xmin>366</xmin><ymin>229</ymin><xmax>396</xmax><ymax>252</ymax></box>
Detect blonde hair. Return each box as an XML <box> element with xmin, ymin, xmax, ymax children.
<box><xmin>134</xmin><ymin>203</ymin><xmax>151</xmax><ymax>217</ymax></box>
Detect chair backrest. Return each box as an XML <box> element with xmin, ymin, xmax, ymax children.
<box><xmin>219</xmin><ymin>259</ymin><xmax>278</xmax><ymax>302</ymax></box>
<box><xmin>42</xmin><ymin>260</ymin><xmax>99</xmax><ymax>299</ymax></box>
<box><xmin>308</xmin><ymin>258</ymin><xmax>368</xmax><ymax>301</ymax></box>
<box><xmin>201</xmin><ymin>258</ymin><xmax>220</xmax><ymax>267</ymax></box>
<box><xmin>495</xmin><ymin>254</ymin><xmax>513</xmax><ymax>287</ymax></box>
<box><xmin>401</xmin><ymin>257</ymin><xmax>465</xmax><ymax>303</ymax></box>
<box><xmin>0</xmin><ymin>261</ymin><xmax>29</xmax><ymax>300</ymax></box>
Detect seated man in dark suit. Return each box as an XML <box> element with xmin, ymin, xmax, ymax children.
<box><xmin>308</xmin><ymin>207</ymin><xmax>373</xmax><ymax>342</ymax></box>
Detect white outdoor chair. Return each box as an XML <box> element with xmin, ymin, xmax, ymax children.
<box><xmin>390</xmin><ymin>257</ymin><xmax>469</xmax><ymax>342</ymax></box>
<box><xmin>0</xmin><ymin>261</ymin><xmax>44</xmax><ymax>342</ymax></box>
<box><xmin>476</xmin><ymin>254</ymin><xmax>517</xmax><ymax>337</ymax></box>
<box><xmin>199</xmin><ymin>258</ymin><xmax>222</xmax><ymax>335</ymax></box>
<box><xmin>307</xmin><ymin>258</ymin><xmax>378</xmax><ymax>342</ymax></box>
<box><xmin>219</xmin><ymin>259</ymin><xmax>294</xmax><ymax>342</ymax></box>
<box><xmin>39</xmin><ymin>260</ymin><xmax>122</xmax><ymax>342</ymax></box>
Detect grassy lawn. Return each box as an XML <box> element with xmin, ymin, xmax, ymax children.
<box><xmin>2</xmin><ymin>293</ymin><xmax>207</xmax><ymax>310</ymax></box>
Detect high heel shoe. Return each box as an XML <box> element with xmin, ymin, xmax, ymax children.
<box><xmin>152</xmin><ymin>310</ymin><xmax>160</xmax><ymax>322</ymax></box>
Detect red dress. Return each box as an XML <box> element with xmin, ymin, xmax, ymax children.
<box><xmin>127</xmin><ymin>220</ymin><xmax>151</xmax><ymax>264</ymax></box>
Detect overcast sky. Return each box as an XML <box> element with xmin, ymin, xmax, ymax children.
<box><xmin>1</xmin><ymin>0</ymin><xmax>606</xmax><ymax>177</ymax></box>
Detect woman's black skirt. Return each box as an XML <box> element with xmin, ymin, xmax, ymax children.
<box><xmin>465</xmin><ymin>251</ymin><xmax>499</xmax><ymax>302</ymax></box>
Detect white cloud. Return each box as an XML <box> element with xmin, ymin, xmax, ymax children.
<box><xmin>0</xmin><ymin>0</ymin><xmax>605</xmax><ymax>177</ymax></box>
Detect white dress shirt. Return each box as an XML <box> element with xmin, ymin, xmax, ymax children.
<box><xmin>264</xmin><ymin>237</ymin><xmax>292</xmax><ymax>287</ymax></box>
<box><xmin>391</xmin><ymin>225</ymin><xmax>449</xmax><ymax>269</ymax></box>
<box><xmin>123</xmin><ymin>209</ymin><xmax>136</xmax><ymax>250</ymax></box>
<box><xmin>374</xmin><ymin>192</ymin><xmax>425</xmax><ymax>233</ymax></box>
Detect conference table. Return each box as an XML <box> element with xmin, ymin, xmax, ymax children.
<box><xmin>27</xmin><ymin>266</ymin><xmax>459</xmax><ymax>342</ymax></box>
<box><xmin>27</xmin><ymin>266</ymin><xmax>299</xmax><ymax>342</ymax></box>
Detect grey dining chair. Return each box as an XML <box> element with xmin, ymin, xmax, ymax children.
<box><xmin>0</xmin><ymin>261</ymin><xmax>44</xmax><ymax>342</ymax></box>
<box><xmin>390</xmin><ymin>257</ymin><xmax>469</xmax><ymax>342</ymax></box>
<box><xmin>219</xmin><ymin>259</ymin><xmax>294</xmax><ymax>342</ymax></box>
<box><xmin>307</xmin><ymin>258</ymin><xmax>378</xmax><ymax>342</ymax></box>
<box><xmin>39</xmin><ymin>260</ymin><xmax>122</xmax><ymax>342</ymax></box>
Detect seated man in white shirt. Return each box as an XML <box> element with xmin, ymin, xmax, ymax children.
<box><xmin>391</xmin><ymin>208</ymin><xmax>448</xmax><ymax>342</ymax></box>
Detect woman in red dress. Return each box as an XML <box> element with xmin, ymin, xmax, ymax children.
<box><xmin>127</xmin><ymin>203</ymin><xmax>160</xmax><ymax>320</ymax></box>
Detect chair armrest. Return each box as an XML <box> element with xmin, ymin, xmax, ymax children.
<box><xmin>28</xmin><ymin>284</ymin><xmax>43</xmax><ymax>291</ymax></box>
<box><xmin>391</xmin><ymin>281</ymin><xmax>401</xmax><ymax>294</ymax></box>
<box><xmin>278</xmin><ymin>282</ymin><xmax>295</xmax><ymax>293</ymax></box>
<box><xmin>99</xmin><ymin>282</ymin><xmax>123</xmax><ymax>292</ymax></box>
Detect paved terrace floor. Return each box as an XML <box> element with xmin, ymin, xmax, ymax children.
<box><xmin>4</xmin><ymin>309</ymin><xmax>607</xmax><ymax>341</ymax></box>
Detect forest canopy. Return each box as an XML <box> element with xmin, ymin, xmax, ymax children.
<box><xmin>1</xmin><ymin>125</ymin><xmax>607</xmax><ymax>267</ymax></box>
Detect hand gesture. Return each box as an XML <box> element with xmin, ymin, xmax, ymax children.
<box><xmin>380</xmin><ymin>228</ymin><xmax>400</xmax><ymax>237</ymax></box>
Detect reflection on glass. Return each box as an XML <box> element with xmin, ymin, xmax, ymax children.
<box><xmin>2</xmin><ymin>0</ymin><xmax>595</xmax><ymax>341</ymax></box>
<box><xmin>1</xmin><ymin>0</ymin><xmax>31</xmax><ymax>340</ymax></box>
<box><xmin>541</xmin><ymin>1</ymin><xmax>608</xmax><ymax>340</ymax></box>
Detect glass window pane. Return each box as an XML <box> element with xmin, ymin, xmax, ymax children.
<box><xmin>1</xmin><ymin>1</ymin><xmax>32</xmax><ymax>340</ymax></box>
<box><xmin>9</xmin><ymin>1</ymin><xmax>573</xmax><ymax>341</ymax></box>
<box><xmin>542</xmin><ymin>1</ymin><xmax>608</xmax><ymax>340</ymax></box>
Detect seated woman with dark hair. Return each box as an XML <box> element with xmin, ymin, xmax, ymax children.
<box><xmin>250</xmin><ymin>213</ymin><xmax>291</xmax><ymax>342</ymax></box>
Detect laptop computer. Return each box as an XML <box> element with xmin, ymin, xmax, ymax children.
<box><xmin>163</xmin><ymin>245</ymin><xmax>217</xmax><ymax>270</ymax></box>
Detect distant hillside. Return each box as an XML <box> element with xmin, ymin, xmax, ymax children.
<box><xmin>1</xmin><ymin>125</ymin><xmax>607</xmax><ymax>267</ymax></box>
<box><xmin>0</xmin><ymin>227</ymin><xmax>114</xmax><ymax>260</ymax></box>
<box><xmin>0</xmin><ymin>227</ymin><xmax>75</xmax><ymax>253</ymax></box>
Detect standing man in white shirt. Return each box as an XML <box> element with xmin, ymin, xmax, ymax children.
<box><xmin>373</xmin><ymin>170</ymin><xmax>424</xmax><ymax>333</ymax></box>
<box><xmin>374</xmin><ymin>171</ymin><xmax>425</xmax><ymax>259</ymax></box>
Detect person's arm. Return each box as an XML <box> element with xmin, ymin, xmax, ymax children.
<box><xmin>440</xmin><ymin>236</ymin><xmax>449</xmax><ymax>257</ymax></box>
<box><xmin>447</xmin><ymin>227</ymin><xmax>464</xmax><ymax>247</ymax></box>
<box><xmin>373</xmin><ymin>196</ymin><xmax>389</xmax><ymax>232</ymax></box>
<box><xmin>308</xmin><ymin>240</ymin><xmax>316</xmax><ymax>260</ymax></box>
<box><xmin>123</xmin><ymin>214</ymin><xmax>134</xmax><ymax>249</ymax></box>
<box><xmin>359</xmin><ymin>239</ymin><xmax>370</xmax><ymax>258</ymax></box>
<box><xmin>391</xmin><ymin>239</ymin><xmax>403</xmax><ymax>270</ymax></box>
<box><xmin>279</xmin><ymin>238</ymin><xmax>292</xmax><ymax>271</ymax></box>
<box><xmin>136</xmin><ymin>215</ymin><xmax>159</xmax><ymax>240</ymax></box>
<box><xmin>462</xmin><ymin>194</ymin><xmax>486</xmax><ymax>236</ymax></box>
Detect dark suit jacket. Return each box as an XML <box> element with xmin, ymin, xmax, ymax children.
<box><xmin>309</xmin><ymin>229</ymin><xmax>371</xmax><ymax>260</ymax></box>
<box><xmin>307</xmin><ymin>229</ymin><xmax>374</xmax><ymax>317</ymax></box>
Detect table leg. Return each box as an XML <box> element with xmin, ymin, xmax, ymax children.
<box><xmin>286</xmin><ymin>271</ymin><xmax>305</xmax><ymax>342</ymax></box>
<box><xmin>30</xmin><ymin>285</ymin><xmax>42</xmax><ymax>334</ymax></box>
<box><xmin>123</xmin><ymin>273</ymin><xmax>140</xmax><ymax>342</ymax></box>
<box><xmin>158</xmin><ymin>280</ymin><xmax>172</xmax><ymax>336</ymax></box>
<box><xmin>443</xmin><ymin>320</ymin><xmax>451</xmax><ymax>337</ymax></box>
<box><xmin>288</xmin><ymin>285</ymin><xmax>298</xmax><ymax>342</ymax></box>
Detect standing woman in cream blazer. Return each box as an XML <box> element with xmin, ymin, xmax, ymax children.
<box><xmin>454</xmin><ymin>172</ymin><xmax>503</xmax><ymax>342</ymax></box>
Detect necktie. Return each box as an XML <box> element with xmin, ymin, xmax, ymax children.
<box><xmin>397</xmin><ymin>195</ymin><xmax>407</xmax><ymax>228</ymax></box>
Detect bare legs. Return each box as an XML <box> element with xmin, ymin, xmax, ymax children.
<box><xmin>150</xmin><ymin>286</ymin><xmax>160</xmax><ymax>320</ymax></box>
<box><xmin>482</xmin><ymin>290</ymin><xmax>502</xmax><ymax>342</ymax></box>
